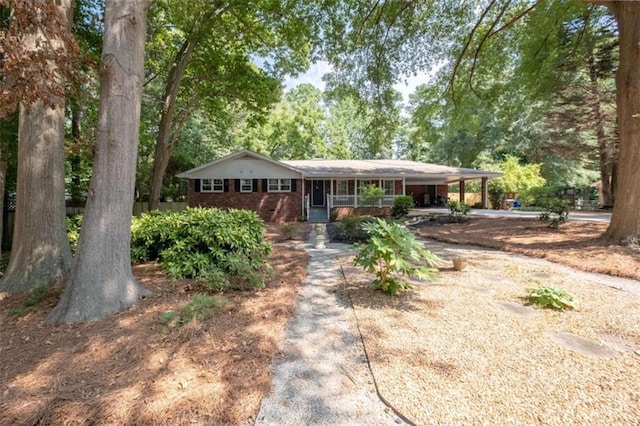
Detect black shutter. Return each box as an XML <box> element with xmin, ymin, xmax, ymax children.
<box><xmin>194</xmin><ymin>179</ymin><xmax>201</xmax><ymax>193</ymax></box>
<box><xmin>291</xmin><ymin>179</ymin><xmax>297</xmax><ymax>192</ymax></box>
<box><xmin>252</xmin><ymin>179</ymin><xmax>258</xmax><ymax>192</ymax></box>
<box><xmin>223</xmin><ymin>179</ymin><xmax>229</xmax><ymax>193</ymax></box>
<box><xmin>234</xmin><ymin>179</ymin><xmax>240</xmax><ymax>192</ymax></box>
<box><xmin>262</xmin><ymin>179</ymin><xmax>268</xmax><ymax>192</ymax></box>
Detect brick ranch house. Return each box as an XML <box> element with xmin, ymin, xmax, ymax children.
<box><xmin>177</xmin><ymin>149</ymin><xmax>501</xmax><ymax>222</ymax></box>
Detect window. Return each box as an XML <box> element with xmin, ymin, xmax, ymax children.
<box><xmin>268</xmin><ymin>178</ymin><xmax>291</xmax><ymax>192</ymax></box>
<box><xmin>383</xmin><ymin>180</ymin><xmax>395</xmax><ymax>195</ymax></box>
<box><xmin>240</xmin><ymin>178</ymin><xmax>253</xmax><ymax>192</ymax></box>
<box><xmin>358</xmin><ymin>180</ymin><xmax>373</xmax><ymax>191</ymax></box>
<box><xmin>201</xmin><ymin>178</ymin><xmax>223</xmax><ymax>192</ymax></box>
<box><xmin>336</xmin><ymin>180</ymin><xmax>348</xmax><ymax>195</ymax></box>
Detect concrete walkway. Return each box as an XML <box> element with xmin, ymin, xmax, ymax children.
<box><xmin>409</xmin><ymin>208</ymin><xmax>612</xmax><ymax>223</ymax></box>
<box><xmin>255</xmin><ymin>230</ymin><xmax>402</xmax><ymax>425</ymax></box>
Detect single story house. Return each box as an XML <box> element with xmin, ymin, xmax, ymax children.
<box><xmin>176</xmin><ymin>149</ymin><xmax>501</xmax><ymax>222</ymax></box>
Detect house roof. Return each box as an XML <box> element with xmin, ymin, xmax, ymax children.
<box><xmin>281</xmin><ymin>159</ymin><xmax>501</xmax><ymax>182</ymax></box>
<box><xmin>176</xmin><ymin>149</ymin><xmax>501</xmax><ymax>183</ymax></box>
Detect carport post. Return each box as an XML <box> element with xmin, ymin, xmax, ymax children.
<box><xmin>459</xmin><ymin>180</ymin><xmax>465</xmax><ymax>205</ymax></box>
<box><xmin>481</xmin><ymin>177</ymin><xmax>488</xmax><ymax>209</ymax></box>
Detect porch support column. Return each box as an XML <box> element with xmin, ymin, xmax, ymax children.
<box><xmin>378</xmin><ymin>178</ymin><xmax>382</xmax><ymax>208</ymax></box>
<box><xmin>481</xmin><ymin>177</ymin><xmax>488</xmax><ymax>209</ymax></box>
<box><xmin>330</xmin><ymin>179</ymin><xmax>334</xmax><ymax>207</ymax></box>
<box><xmin>402</xmin><ymin>177</ymin><xmax>406</xmax><ymax>195</ymax></box>
<box><xmin>354</xmin><ymin>178</ymin><xmax>358</xmax><ymax>208</ymax></box>
<box><xmin>302</xmin><ymin>178</ymin><xmax>307</xmax><ymax>220</ymax></box>
<box><xmin>459</xmin><ymin>180</ymin><xmax>465</xmax><ymax>205</ymax></box>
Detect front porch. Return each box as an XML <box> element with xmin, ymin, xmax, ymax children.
<box><xmin>302</xmin><ymin>177</ymin><xmax>490</xmax><ymax>222</ymax></box>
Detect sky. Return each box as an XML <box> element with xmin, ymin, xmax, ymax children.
<box><xmin>284</xmin><ymin>60</ymin><xmax>433</xmax><ymax>105</ymax></box>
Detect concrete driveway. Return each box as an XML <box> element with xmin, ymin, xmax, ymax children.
<box><xmin>409</xmin><ymin>208</ymin><xmax>612</xmax><ymax>223</ymax></box>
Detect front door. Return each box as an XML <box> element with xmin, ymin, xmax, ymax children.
<box><xmin>312</xmin><ymin>180</ymin><xmax>325</xmax><ymax>206</ymax></box>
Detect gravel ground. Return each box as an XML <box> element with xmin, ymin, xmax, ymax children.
<box><xmin>255</xmin><ymin>230</ymin><xmax>402</xmax><ymax>425</ymax></box>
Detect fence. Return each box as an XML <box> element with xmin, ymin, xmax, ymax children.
<box><xmin>447</xmin><ymin>192</ymin><xmax>482</xmax><ymax>206</ymax></box>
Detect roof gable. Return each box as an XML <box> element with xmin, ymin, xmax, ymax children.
<box><xmin>176</xmin><ymin>149</ymin><xmax>303</xmax><ymax>179</ymax></box>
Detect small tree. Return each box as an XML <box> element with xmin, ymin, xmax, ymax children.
<box><xmin>353</xmin><ymin>218</ymin><xmax>440</xmax><ymax>295</ymax></box>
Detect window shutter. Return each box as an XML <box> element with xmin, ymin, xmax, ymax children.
<box><xmin>291</xmin><ymin>179</ymin><xmax>297</xmax><ymax>192</ymax></box>
<box><xmin>234</xmin><ymin>179</ymin><xmax>240</xmax><ymax>192</ymax></box>
<box><xmin>262</xmin><ymin>179</ymin><xmax>268</xmax><ymax>192</ymax></box>
<box><xmin>194</xmin><ymin>179</ymin><xmax>201</xmax><ymax>193</ymax></box>
<box><xmin>252</xmin><ymin>179</ymin><xmax>258</xmax><ymax>192</ymax></box>
<box><xmin>224</xmin><ymin>179</ymin><xmax>229</xmax><ymax>193</ymax></box>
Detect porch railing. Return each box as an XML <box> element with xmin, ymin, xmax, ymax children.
<box><xmin>329</xmin><ymin>194</ymin><xmax>399</xmax><ymax>208</ymax></box>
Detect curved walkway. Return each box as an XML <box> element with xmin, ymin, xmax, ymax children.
<box><xmin>255</xmin><ymin>230</ymin><xmax>402</xmax><ymax>425</ymax></box>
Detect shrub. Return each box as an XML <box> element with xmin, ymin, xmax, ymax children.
<box><xmin>448</xmin><ymin>200</ymin><xmax>471</xmax><ymax>220</ymax></box>
<box><xmin>527</xmin><ymin>285</ymin><xmax>576</xmax><ymax>310</ymax></box>
<box><xmin>66</xmin><ymin>214</ymin><xmax>83</xmax><ymax>254</ymax></box>
<box><xmin>538</xmin><ymin>198</ymin><xmax>570</xmax><ymax>229</ymax></box>
<box><xmin>279</xmin><ymin>223</ymin><xmax>297</xmax><ymax>240</ymax></box>
<box><xmin>391</xmin><ymin>195</ymin><xmax>414</xmax><ymax>218</ymax></box>
<box><xmin>337</xmin><ymin>215</ymin><xmax>373</xmax><ymax>243</ymax></box>
<box><xmin>488</xmin><ymin>184</ymin><xmax>505</xmax><ymax>210</ymax></box>
<box><xmin>131</xmin><ymin>207</ymin><xmax>272</xmax><ymax>290</ymax></box>
<box><xmin>353</xmin><ymin>218</ymin><xmax>440</xmax><ymax>295</ymax></box>
<box><xmin>360</xmin><ymin>184</ymin><xmax>385</xmax><ymax>206</ymax></box>
<box><xmin>159</xmin><ymin>294</ymin><xmax>228</xmax><ymax>329</ymax></box>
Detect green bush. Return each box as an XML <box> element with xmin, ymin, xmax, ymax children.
<box><xmin>488</xmin><ymin>184</ymin><xmax>505</xmax><ymax>210</ymax></box>
<box><xmin>131</xmin><ymin>207</ymin><xmax>272</xmax><ymax>290</ymax></box>
<box><xmin>538</xmin><ymin>198</ymin><xmax>570</xmax><ymax>229</ymax></box>
<box><xmin>353</xmin><ymin>218</ymin><xmax>440</xmax><ymax>295</ymax></box>
<box><xmin>360</xmin><ymin>184</ymin><xmax>385</xmax><ymax>206</ymax></box>
<box><xmin>338</xmin><ymin>215</ymin><xmax>374</xmax><ymax>243</ymax></box>
<box><xmin>66</xmin><ymin>214</ymin><xmax>83</xmax><ymax>254</ymax></box>
<box><xmin>391</xmin><ymin>195</ymin><xmax>415</xmax><ymax>218</ymax></box>
<box><xmin>448</xmin><ymin>200</ymin><xmax>471</xmax><ymax>219</ymax></box>
<box><xmin>527</xmin><ymin>285</ymin><xmax>576</xmax><ymax>310</ymax></box>
<box><xmin>279</xmin><ymin>223</ymin><xmax>297</xmax><ymax>240</ymax></box>
<box><xmin>519</xmin><ymin>185</ymin><xmax>564</xmax><ymax>207</ymax></box>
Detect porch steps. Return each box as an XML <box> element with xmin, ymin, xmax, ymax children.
<box><xmin>308</xmin><ymin>208</ymin><xmax>329</xmax><ymax>223</ymax></box>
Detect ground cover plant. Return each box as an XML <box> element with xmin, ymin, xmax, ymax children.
<box><xmin>527</xmin><ymin>285</ymin><xmax>576</xmax><ymax>310</ymax></box>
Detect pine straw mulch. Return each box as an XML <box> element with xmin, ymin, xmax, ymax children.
<box><xmin>0</xmin><ymin>223</ymin><xmax>310</xmax><ymax>426</ymax></box>
<box><xmin>411</xmin><ymin>216</ymin><xmax>640</xmax><ymax>281</ymax></box>
<box><xmin>338</xmin><ymin>216</ymin><xmax>640</xmax><ymax>424</ymax></box>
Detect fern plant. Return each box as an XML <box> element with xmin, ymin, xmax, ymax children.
<box><xmin>353</xmin><ymin>218</ymin><xmax>440</xmax><ymax>295</ymax></box>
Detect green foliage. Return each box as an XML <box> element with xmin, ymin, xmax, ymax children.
<box><xmin>353</xmin><ymin>218</ymin><xmax>440</xmax><ymax>295</ymax></box>
<box><xmin>488</xmin><ymin>184</ymin><xmax>506</xmax><ymax>210</ymax></box>
<box><xmin>391</xmin><ymin>195</ymin><xmax>415</xmax><ymax>218</ymax></box>
<box><xmin>159</xmin><ymin>294</ymin><xmax>228</xmax><ymax>329</ymax></box>
<box><xmin>360</xmin><ymin>184</ymin><xmax>385</xmax><ymax>206</ymax></box>
<box><xmin>66</xmin><ymin>214</ymin><xmax>83</xmax><ymax>254</ymax></box>
<box><xmin>337</xmin><ymin>215</ymin><xmax>374</xmax><ymax>243</ymax></box>
<box><xmin>538</xmin><ymin>198</ymin><xmax>570</xmax><ymax>229</ymax></box>
<box><xmin>131</xmin><ymin>207</ymin><xmax>272</xmax><ymax>290</ymax></box>
<box><xmin>527</xmin><ymin>286</ymin><xmax>576</xmax><ymax>311</ymax></box>
<box><xmin>518</xmin><ymin>185</ymin><xmax>563</xmax><ymax>207</ymax></box>
<box><xmin>279</xmin><ymin>223</ymin><xmax>297</xmax><ymax>240</ymax></box>
<box><xmin>448</xmin><ymin>200</ymin><xmax>471</xmax><ymax>219</ymax></box>
<box><xmin>7</xmin><ymin>285</ymin><xmax>50</xmax><ymax>316</ymax></box>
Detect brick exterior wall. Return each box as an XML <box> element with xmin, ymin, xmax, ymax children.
<box><xmin>406</xmin><ymin>184</ymin><xmax>449</xmax><ymax>207</ymax></box>
<box><xmin>331</xmin><ymin>207</ymin><xmax>391</xmax><ymax>220</ymax></box>
<box><xmin>188</xmin><ymin>178</ymin><xmax>302</xmax><ymax>222</ymax></box>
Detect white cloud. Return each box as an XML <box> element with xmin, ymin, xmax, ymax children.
<box><xmin>284</xmin><ymin>60</ymin><xmax>333</xmax><ymax>91</ymax></box>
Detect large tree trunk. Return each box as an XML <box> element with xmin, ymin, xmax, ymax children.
<box><xmin>0</xmin><ymin>1</ymin><xmax>73</xmax><ymax>294</ymax></box>
<box><xmin>602</xmin><ymin>2</ymin><xmax>640</xmax><ymax>243</ymax></box>
<box><xmin>47</xmin><ymin>0</ymin><xmax>150</xmax><ymax>323</ymax></box>
<box><xmin>148</xmin><ymin>40</ymin><xmax>195</xmax><ymax>211</ymax></box>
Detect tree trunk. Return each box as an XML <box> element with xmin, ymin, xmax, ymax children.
<box><xmin>0</xmin><ymin>1</ymin><xmax>73</xmax><ymax>294</ymax></box>
<box><xmin>602</xmin><ymin>2</ymin><xmax>640</xmax><ymax>243</ymax></box>
<box><xmin>586</xmin><ymin>51</ymin><xmax>613</xmax><ymax>207</ymax></box>
<box><xmin>47</xmin><ymin>0</ymin><xmax>150</xmax><ymax>323</ymax></box>
<box><xmin>148</xmin><ymin>40</ymin><xmax>195</xmax><ymax>211</ymax></box>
